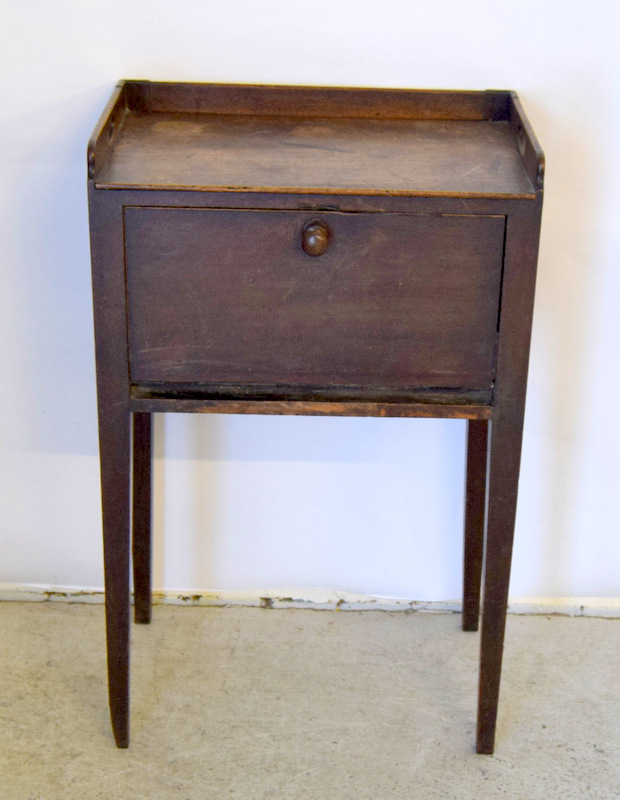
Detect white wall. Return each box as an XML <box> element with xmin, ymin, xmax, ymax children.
<box><xmin>1</xmin><ymin>0</ymin><xmax>619</xmax><ymax>600</ymax></box>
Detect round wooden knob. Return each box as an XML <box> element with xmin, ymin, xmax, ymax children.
<box><xmin>301</xmin><ymin>220</ymin><xmax>330</xmax><ymax>256</ymax></box>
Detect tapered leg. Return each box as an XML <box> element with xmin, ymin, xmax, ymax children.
<box><xmin>90</xmin><ymin>186</ymin><xmax>137</xmax><ymax>747</ymax></box>
<box><xmin>463</xmin><ymin>419</ymin><xmax>488</xmax><ymax>632</ymax></box>
<box><xmin>99</xmin><ymin>404</ymin><xmax>132</xmax><ymax>748</ymax></box>
<box><xmin>476</xmin><ymin>413</ymin><xmax>523</xmax><ymax>754</ymax></box>
<box><xmin>472</xmin><ymin>194</ymin><xmax>542</xmax><ymax>753</ymax></box>
<box><xmin>132</xmin><ymin>412</ymin><xmax>153</xmax><ymax>624</ymax></box>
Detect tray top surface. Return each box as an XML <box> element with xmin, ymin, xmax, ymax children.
<box><xmin>95</xmin><ymin>109</ymin><xmax>535</xmax><ymax>197</ymax></box>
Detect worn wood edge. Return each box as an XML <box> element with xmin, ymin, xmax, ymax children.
<box><xmin>128</xmin><ymin>396</ymin><xmax>491</xmax><ymax>419</ymax></box>
<box><xmin>95</xmin><ymin>181</ymin><xmax>537</xmax><ymax>200</ymax></box>
<box><xmin>131</xmin><ymin>383</ymin><xmax>493</xmax><ymax>404</ymax></box>
<box><xmin>508</xmin><ymin>92</ymin><xmax>545</xmax><ymax>192</ymax></box>
<box><xmin>123</xmin><ymin>208</ymin><xmax>507</xmax><ymax>220</ymax></box>
<box><xmin>3</xmin><ymin>586</ymin><xmax>620</xmax><ymax>618</ymax></box>
<box><xmin>87</xmin><ymin>81</ymin><xmax>130</xmax><ymax>180</ymax></box>
<box><xmin>122</xmin><ymin>80</ymin><xmax>510</xmax><ymax>121</ymax></box>
<box><xmin>86</xmin><ymin>188</ymin><xmax>527</xmax><ymax>216</ymax></box>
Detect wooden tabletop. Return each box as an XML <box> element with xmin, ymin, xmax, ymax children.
<box><xmin>95</xmin><ymin>110</ymin><xmax>535</xmax><ymax>198</ymax></box>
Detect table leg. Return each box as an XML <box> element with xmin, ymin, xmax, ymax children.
<box><xmin>132</xmin><ymin>412</ymin><xmax>153</xmax><ymax>624</ymax></box>
<box><xmin>463</xmin><ymin>419</ymin><xmax>488</xmax><ymax>632</ymax></box>
<box><xmin>98</xmin><ymin>404</ymin><xmax>131</xmax><ymax>748</ymax></box>
<box><xmin>476</xmin><ymin>413</ymin><xmax>522</xmax><ymax>754</ymax></box>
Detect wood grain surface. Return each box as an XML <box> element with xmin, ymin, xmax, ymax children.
<box><xmin>125</xmin><ymin>208</ymin><xmax>505</xmax><ymax>389</ymax></box>
<box><xmin>97</xmin><ymin>111</ymin><xmax>534</xmax><ymax>197</ymax></box>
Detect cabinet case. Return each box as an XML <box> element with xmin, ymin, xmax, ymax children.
<box><xmin>88</xmin><ymin>80</ymin><xmax>544</xmax><ymax>752</ymax></box>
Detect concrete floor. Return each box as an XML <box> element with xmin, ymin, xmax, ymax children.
<box><xmin>0</xmin><ymin>603</ymin><xmax>619</xmax><ymax>799</ymax></box>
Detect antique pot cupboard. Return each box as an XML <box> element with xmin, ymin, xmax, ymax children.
<box><xmin>87</xmin><ymin>80</ymin><xmax>544</xmax><ymax>752</ymax></box>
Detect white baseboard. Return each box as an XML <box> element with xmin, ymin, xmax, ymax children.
<box><xmin>1</xmin><ymin>584</ymin><xmax>620</xmax><ymax>617</ymax></box>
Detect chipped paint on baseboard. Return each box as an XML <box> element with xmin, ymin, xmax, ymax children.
<box><xmin>507</xmin><ymin>597</ymin><xmax>620</xmax><ymax>618</ymax></box>
<box><xmin>0</xmin><ymin>585</ymin><xmax>106</xmax><ymax>604</ymax></box>
<box><xmin>1</xmin><ymin>584</ymin><xmax>620</xmax><ymax>617</ymax></box>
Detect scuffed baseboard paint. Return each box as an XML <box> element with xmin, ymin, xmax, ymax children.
<box><xmin>1</xmin><ymin>584</ymin><xmax>620</xmax><ymax>617</ymax></box>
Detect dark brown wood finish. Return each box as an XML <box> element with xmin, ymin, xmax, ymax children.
<box><xmin>88</xmin><ymin>186</ymin><xmax>132</xmax><ymax>749</ymax></box>
<box><xmin>463</xmin><ymin>419</ymin><xmax>489</xmax><ymax>632</ymax></box>
<box><xmin>97</xmin><ymin>112</ymin><xmax>534</xmax><ymax>197</ymax></box>
<box><xmin>508</xmin><ymin>93</ymin><xmax>545</xmax><ymax>192</ymax></box>
<box><xmin>89</xmin><ymin>82</ymin><xmax>542</xmax><ymax>192</ymax></box>
<box><xmin>132</xmin><ymin>412</ymin><xmax>152</xmax><ymax>624</ymax></box>
<box><xmin>88</xmin><ymin>82</ymin><xmax>544</xmax><ymax>753</ymax></box>
<box><xmin>129</xmin><ymin>384</ymin><xmax>493</xmax><ymax>418</ymax></box>
<box><xmin>476</xmin><ymin>195</ymin><xmax>543</xmax><ymax>754</ymax></box>
<box><xmin>139</xmin><ymin>82</ymin><xmax>503</xmax><ymax>120</ymax></box>
<box><xmin>125</xmin><ymin>208</ymin><xmax>504</xmax><ymax>389</ymax></box>
<box><xmin>87</xmin><ymin>83</ymin><xmax>127</xmax><ymax>181</ymax></box>
<box><xmin>129</xmin><ymin>397</ymin><xmax>492</xmax><ymax>420</ymax></box>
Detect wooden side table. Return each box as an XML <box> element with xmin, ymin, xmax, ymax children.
<box><xmin>87</xmin><ymin>81</ymin><xmax>544</xmax><ymax>752</ymax></box>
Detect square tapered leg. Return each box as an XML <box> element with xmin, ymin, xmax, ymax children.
<box><xmin>132</xmin><ymin>412</ymin><xmax>153</xmax><ymax>624</ymax></box>
<box><xmin>463</xmin><ymin>419</ymin><xmax>488</xmax><ymax>632</ymax></box>
<box><xmin>476</xmin><ymin>413</ymin><xmax>523</xmax><ymax>754</ymax></box>
<box><xmin>98</xmin><ymin>404</ymin><xmax>131</xmax><ymax>748</ymax></box>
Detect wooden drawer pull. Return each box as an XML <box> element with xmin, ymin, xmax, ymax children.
<box><xmin>301</xmin><ymin>219</ymin><xmax>330</xmax><ymax>256</ymax></box>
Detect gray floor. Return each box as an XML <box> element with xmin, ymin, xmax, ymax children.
<box><xmin>0</xmin><ymin>603</ymin><xmax>618</xmax><ymax>799</ymax></box>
